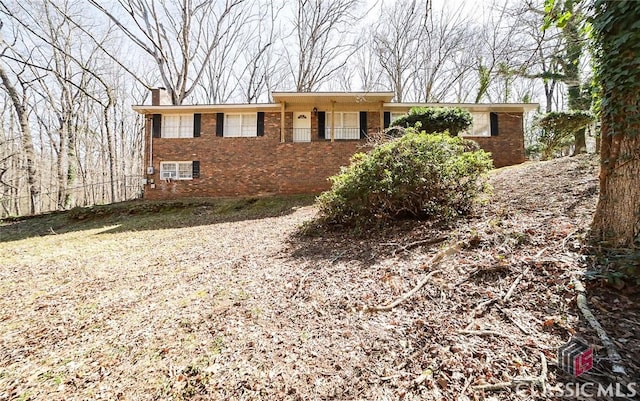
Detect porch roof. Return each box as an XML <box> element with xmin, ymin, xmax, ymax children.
<box><xmin>271</xmin><ymin>91</ymin><xmax>395</xmax><ymax>104</ymax></box>
<box><xmin>384</xmin><ymin>102</ymin><xmax>539</xmax><ymax>113</ymax></box>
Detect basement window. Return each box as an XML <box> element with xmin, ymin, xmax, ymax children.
<box><xmin>160</xmin><ymin>161</ymin><xmax>193</xmax><ymax>180</ymax></box>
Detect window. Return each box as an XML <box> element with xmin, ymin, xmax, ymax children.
<box><xmin>462</xmin><ymin>112</ymin><xmax>490</xmax><ymax>137</ymax></box>
<box><xmin>162</xmin><ymin>115</ymin><xmax>194</xmax><ymax>138</ymax></box>
<box><xmin>391</xmin><ymin>112</ymin><xmax>406</xmax><ymax>123</ymax></box>
<box><xmin>160</xmin><ymin>161</ymin><xmax>193</xmax><ymax>180</ymax></box>
<box><xmin>225</xmin><ymin>113</ymin><xmax>257</xmax><ymax>137</ymax></box>
<box><xmin>326</xmin><ymin>112</ymin><xmax>360</xmax><ymax>140</ymax></box>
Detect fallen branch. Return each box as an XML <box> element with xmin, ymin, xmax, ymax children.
<box><xmin>382</xmin><ymin>236</ymin><xmax>448</xmax><ymax>256</ymax></box>
<box><xmin>503</xmin><ymin>248</ymin><xmax>547</xmax><ymax>303</ymax></box>
<box><xmin>395</xmin><ymin>236</ymin><xmax>448</xmax><ymax>255</ymax></box>
<box><xmin>571</xmin><ymin>275</ymin><xmax>627</xmax><ymax>376</ymax></box>
<box><xmin>472</xmin><ymin>352</ymin><xmax>547</xmax><ymax>393</ymax></box>
<box><xmin>458</xmin><ymin>329</ymin><xmax>511</xmax><ymax>338</ymax></box>
<box><xmin>365</xmin><ymin>242</ymin><xmax>461</xmax><ymax>312</ymax></box>
<box><xmin>496</xmin><ymin>305</ymin><xmax>531</xmax><ymax>335</ymax></box>
<box><xmin>503</xmin><ymin>265</ymin><xmax>530</xmax><ymax>303</ymax></box>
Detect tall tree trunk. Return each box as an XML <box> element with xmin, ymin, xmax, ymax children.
<box><xmin>0</xmin><ymin>64</ymin><xmax>40</xmax><ymax>214</ymax></box>
<box><xmin>64</xmin><ymin>121</ymin><xmax>77</xmax><ymax>209</ymax></box>
<box><xmin>591</xmin><ymin>0</ymin><xmax>640</xmax><ymax>247</ymax></box>
<box><xmin>562</xmin><ymin>1</ymin><xmax>588</xmax><ymax>156</ymax></box>
<box><xmin>572</xmin><ymin>128</ymin><xmax>587</xmax><ymax>155</ymax></box>
<box><xmin>591</xmin><ymin>117</ymin><xmax>640</xmax><ymax>247</ymax></box>
<box><xmin>104</xmin><ymin>103</ymin><xmax>116</xmax><ymax>204</ymax></box>
<box><xmin>57</xmin><ymin>117</ymin><xmax>69</xmax><ymax>209</ymax></box>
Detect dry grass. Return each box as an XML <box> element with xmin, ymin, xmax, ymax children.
<box><xmin>1</xmin><ymin>155</ymin><xmax>638</xmax><ymax>400</ymax></box>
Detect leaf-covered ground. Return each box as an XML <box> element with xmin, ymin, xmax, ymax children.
<box><xmin>0</xmin><ymin>155</ymin><xmax>638</xmax><ymax>400</ymax></box>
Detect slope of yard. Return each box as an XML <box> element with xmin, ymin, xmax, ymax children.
<box><xmin>1</xmin><ymin>155</ymin><xmax>638</xmax><ymax>400</ymax></box>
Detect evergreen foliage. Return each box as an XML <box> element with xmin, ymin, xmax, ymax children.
<box><xmin>389</xmin><ymin>107</ymin><xmax>473</xmax><ymax>137</ymax></box>
<box><xmin>316</xmin><ymin>131</ymin><xmax>492</xmax><ymax>226</ymax></box>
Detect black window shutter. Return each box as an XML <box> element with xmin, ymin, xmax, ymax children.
<box><xmin>216</xmin><ymin>113</ymin><xmax>224</xmax><ymax>137</ymax></box>
<box><xmin>383</xmin><ymin>111</ymin><xmax>391</xmax><ymax>129</ymax></box>
<box><xmin>318</xmin><ymin>111</ymin><xmax>326</xmax><ymax>139</ymax></box>
<box><xmin>152</xmin><ymin>114</ymin><xmax>162</xmax><ymax>138</ymax></box>
<box><xmin>359</xmin><ymin>111</ymin><xmax>368</xmax><ymax>139</ymax></box>
<box><xmin>192</xmin><ymin>161</ymin><xmax>200</xmax><ymax>178</ymax></box>
<box><xmin>490</xmin><ymin>112</ymin><xmax>499</xmax><ymax>136</ymax></box>
<box><xmin>193</xmin><ymin>114</ymin><xmax>201</xmax><ymax>137</ymax></box>
<box><xmin>257</xmin><ymin>112</ymin><xmax>265</xmax><ymax>136</ymax></box>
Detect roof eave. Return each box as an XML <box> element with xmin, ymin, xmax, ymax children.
<box><xmin>131</xmin><ymin>103</ymin><xmax>281</xmax><ymax>114</ymax></box>
<box><xmin>383</xmin><ymin>103</ymin><xmax>540</xmax><ymax>112</ymax></box>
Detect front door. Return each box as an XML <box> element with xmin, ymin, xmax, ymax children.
<box><xmin>293</xmin><ymin>112</ymin><xmax>311</xmax><ymax>142</ymax></box>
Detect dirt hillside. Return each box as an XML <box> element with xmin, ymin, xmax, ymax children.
<box><xmin>0</xmin><ymin>154</ymin><xmax>637</xmax><ymax>400</ymax></box>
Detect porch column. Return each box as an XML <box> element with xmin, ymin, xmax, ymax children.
<box><xmin>379</xmin><ymin>101</ymin><xmax>384</xmax><ymax>133</ymax></box>
<box><xmin>280</xmin><ymin>101</ymin><xmax>286</xmax><ymax>143</ymax></box>
<box><xmin>330</xmin><ymin>100</ymin><xmax>336</xmax><ymax>142</ymax></box>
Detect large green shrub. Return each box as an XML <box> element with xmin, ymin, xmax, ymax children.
<box><xmin>534</xmin><ymin>110</ymin><xmax>596</xmax><ymax>159</ymax></box>
<box><xmin>316</xmin><ymin>131</ymin><xmax>493</xmax><ymax>226</ymax></box>
<box><xmin>390</xmin><ymin>107</ymin><xmax>473</xmax><ymax>136</ymax></box>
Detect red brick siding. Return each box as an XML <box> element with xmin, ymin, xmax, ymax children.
<box><xmin>143</xmin><ymin>110</ymin><xmax>523</xmax><ymax>199</ymax></box>
<box><xmin>466</xmin><ymin>112</ymin><xmax>525</xmax><ymax>168</ymax></box>
<box><xmin>144</xmin><ymin>112</ymin><xmax>369</xmax><ymax>199</ymax></box>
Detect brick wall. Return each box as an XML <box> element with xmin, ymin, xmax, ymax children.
<box><xmin>468</xmin><ymin>112</ymin><xmax>525</xmax><ymax>168</ymax></box>
<box><xmin>143</xmin><ymin>110</ymin><xmax>524</xmax><ymax>199</ymax></box>
<box><xmin>144</xmin><ymin>112</ymin><xmax>370</xmax><ymax>199</ymax></box>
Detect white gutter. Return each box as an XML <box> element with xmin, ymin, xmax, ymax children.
<box><xmin>132</xmin><ymin>103</ymin><xmax>281</xmax><ymax>114</ymax></box>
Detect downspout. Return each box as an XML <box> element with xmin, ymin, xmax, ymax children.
<box><xmin>149</xmin><ymin>115</ymin><xmax>154</xmax><ymax>169</ymax></box>
<box><xmin>280</xmin><ymin>101</ymin><xmax>286</xmax><ymax>143</ymax></box>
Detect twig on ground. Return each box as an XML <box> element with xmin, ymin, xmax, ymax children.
<box><xmin>561</xmin><ymin>229</ymin><xmax>580</xmax><ymax>250</ymax></box>
<box><xmin>571</xmin><ymin>275</ymin><xmax>627</xmax><ymax>376</ymax></box>
<box><xmin>503</xmin><ymin>265</ymin><xmax>530</xmax><ymax>303</ymax></box>
<box><xmin>292</xmin><ymin>270</ymin><xmax>313</xmax><ymax>299</ymax></box>
<box><xmin>503</xmin><ymin>248</ymin><xmax>547</xmax><ymax>303</ymax></box>
<box><xmin>381</xmin><ymin>236</ymin><xmax>448</xmax><ymax>256</ymax></box>
<box><xmin>329</xmin><ymin>251</ymin><xmax>346</xmax><ymax>264</ymax></box>
<box><xmin>471</xmin><ymin>298</ymin><xmax>498</xmax><ymax>318</ymax></box>
<box><xmin>458</xmin><ymin>330</ymin><xmax>511</xmax><ymax>338</ymax></box>
<box><xmin>364</xmin><ymin>242</ymin><xmax>461</xmax><ymax>312</ymax></box>
<box><xmin>459</xmin><ymin>376</ymin><xmax>472</xmax><ymax>397</ymax></box>
<box><xmin>472</xmin><ymin>352</ymin><xmax>547</xmax><ymax>393</ymax></box>
<box><xmin>496</xmin><ymin>305</ymin><xmax>531</xmax><ymax>335</ymax></box>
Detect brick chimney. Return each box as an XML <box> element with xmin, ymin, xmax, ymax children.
<box><xmin>151</xmin><ymin>87</ymin><xmax>172</xmax><ymax>105</ymax></box>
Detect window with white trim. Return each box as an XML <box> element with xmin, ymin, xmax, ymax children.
<box><xmin>462</xmin><ymin>112</ymin><xmax>490</xmax><ymax>137</ymax></box>
<box><xmin>391</xmin><ymin>112</ymin><xmax>406</xmax><ymax>124</ymax></box>
<box><xmin>224</xmin><ymin>113</ymin><xmax>257</xmax><ymax>137</ymax></box>
<box><xmin>162</xmin><ymin>115</ymin><xmax>194</xmax><ymax>138</ymax></box>
<box><xmin>160</xmin><ymin>161</ymin><xmax>193</xmax><ymax>180</ymax></box>
<box><xmin>326</xmin><ymin>112</ymin><xmax>360</xmax><ymax>140</ymax></box>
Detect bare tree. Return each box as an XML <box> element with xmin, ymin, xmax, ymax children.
<box><xmin>235</xmin><ymin>2</ymin><xmax>285</xmax><ymax>103</ymax></box>
<box><xmin>1</xmin><ymin>0</ymin><xmax>147</xmax><ymax>214</ymax></box>
<box><xmin>372</xmin><ymin>0</ymin><xmax>426</xmax><ymax>102</ymax></box>
<box><xmin>412</xmin><ymin>2</ymin><xmax>474</xmax><ymax>102</ymax></box>
<box><xmin>473</xmin><ymin>1</ymin><xmax>531</xmax><ymax>103</ymax></box>
<box><xmin>287</xmin><ymin>0</ymin><xmax>363</xmax><ymax>92</ymax></box>
<box><xmin>0</xmin><ymin>61</ymin><xmax>40</xmax><ymax>214</ymax></box>
<box><xmin>352</xmin><ymin>38</ymin><xmax>385</xmax><ymax>92</ymax></box>
<box><xmin>89</xmin><ymin>0</ymin><xmax>249</xmax><ymax>105</ymax></box>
